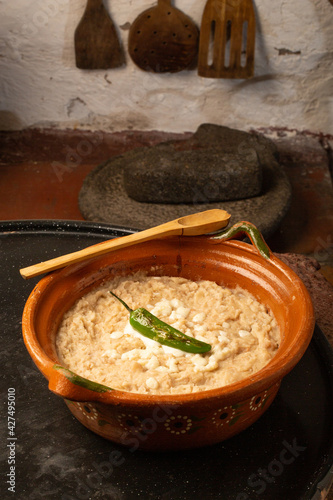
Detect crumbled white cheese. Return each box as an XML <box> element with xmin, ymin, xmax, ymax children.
<box><xmin>170</xmin><ymin>298</ymin><xmax>183</xmax><ymax>309</ymax></box>
<box><xmin>150</xmin><ymin>299</ymin><xmax>172</xmax><ymax>317</ymax></box>
<box><xmin>121</xmin><ymin>349</ymin><xmax>143</xmax><ymax>361</ymax></box>
<box><xmin>167</xmin><ymin>357</ymin><xmax>179</xmax><ymax>372</ymax></box>
<box><xmin>102</xmin><ymin>349</ymin><xmax>120</xmax><ymax>360</ymax></box>
<box><xmin>192</xmin><ymin>354</ymin><xmax>208</xmax><ymax>369</ymax></box>
<box><xmin>146</xmin><ymin>377</ymin><xmax>159</xmax><ymax>389</ymax></box>
<box><xmin>146</xmin><ymin>355</ymin><xmax>160</xmax><ymax>370</ymax></box>
<box><xmin>205</xmin><ymin>356</ymin><xmax>219</xmax><ymax>372</ymax></box>
<box><xmin>163</xmin><ymin>344</ymin><xmax>186</xmax><ymax>357</ymax></box>
<box><xmin>110</xmin><ymin>331</ymin><xmax>124</xmax><ymax>339</ymax></box>
<box><xmin>175</xmin><ymin>306</ymin><xmax>190</xmax><ymax>319</ymax></box>
<box><xmin>194</xmin><ymin>324</ymin><xmax>205</xmax><ymax>333</ymax></box>
<box><xmin>216</xmin><ymin>346</ymin><xmax>232</xmax><ymax>361</ymax></box>
<box><xmin>193</xmin><ymin>312</ymin><xmax>206</xmax><ymax>323</ymax></box>
<box><xmin>218</xmin><ymin>331</ymin><xmax>228</xmax><ymax>342</ymax></box>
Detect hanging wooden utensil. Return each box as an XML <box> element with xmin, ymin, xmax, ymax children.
<box><xmin>75</xmin><ymin>0</ymin><xmax>125</xmax><ymax>69</ymax></box>
<box><xmin>198</xmin><ymin>0</ymin><xmax>255</xmax><ymax>78</ymax></box>
<box><xmin>128</xmin><ymin>0</ymin><xmax>199</xmax><ymax>73</ymax></box>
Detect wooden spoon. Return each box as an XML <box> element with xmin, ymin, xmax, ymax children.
<box><xmin>20</xmin><ymin>210</ymin><xmax>230</xmax><ymax>279</ymax></box>
<box><xmin>128</xmin><ymin>0</ymin><xmax>199</xmax><ymax>73</ymax></box>
<box><xmin>74</xmin><ymin>0</ymin><xmax>125</xmax><ymax>69</ymax></box>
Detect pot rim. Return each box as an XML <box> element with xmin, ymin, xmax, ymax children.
<box><xmin>22</xmin><ymin>238</ymin><xmax>315</xmax><ymax>406</ymax></box>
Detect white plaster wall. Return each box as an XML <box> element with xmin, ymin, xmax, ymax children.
<box><xmin>0</xmin><ymin>0</ymin><xmax>332</xmax><ymax>134</ymax></box>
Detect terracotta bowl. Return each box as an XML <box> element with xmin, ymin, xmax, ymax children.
<box><xmin>22</xmin><ymin>235</ymin><xmax>315</xmax><ymax>451</ymax></box>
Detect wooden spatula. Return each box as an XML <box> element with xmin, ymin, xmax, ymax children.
<box><xmin>128</xmin><ymin>0</ymin><xmax>199</xmax><ymax>73</ymax></box>
<box><xmin>20</xmin><ymin>210</ymin><xmax>230</xmax><ymax>279</ymax></box>
<box><xmin>198</xmin><ymin>0</ymin><xmax>255</xmax><ymax>78</ymax></box>
<box><xmin>75</xmin><ymin>0</ymin><xmax>125</xmax><ymax>69</ymax></box>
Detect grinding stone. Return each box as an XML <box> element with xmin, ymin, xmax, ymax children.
<box><xmin>79</xmin><ymin>159</ymin><xmax>291</xmax><ymax>238</ymax></box>
<box><xmin>79</xmin><ymin>125</ymin><xmax>292</xmax><ymax>238</ymax></box>
<box><xmin>123</xmin><ymin>148</ymin><xmax>262</xmax><ymax>203</ymax></box>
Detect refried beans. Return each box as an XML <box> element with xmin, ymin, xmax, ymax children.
<box><xmin>56</xmin><ymin>274</ymin><xmax>280</xmax><ymax>395</ymax></box>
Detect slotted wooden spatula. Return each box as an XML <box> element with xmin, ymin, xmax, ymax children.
<box><xmin>198</xmin><ymin>0</ymin><xmax>255</xmax><ymax>78</ymax></box>
<box><xmin>75</xmin><ymin>0</ymin><xmax>124</xmax><ymax>69</ymax></box>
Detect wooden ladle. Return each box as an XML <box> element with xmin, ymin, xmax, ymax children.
<box><xmin>20</xmin><ymin>210</ymin><xmax>230</xmax><ymax>279</ymax></box>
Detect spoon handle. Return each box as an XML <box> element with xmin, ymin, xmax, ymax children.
<box><xmin>19</xmin><ymin>220</ymin><xmax>181</xmax><ymax>280</ymax></box>
<box><xmin>20</xmin><ymin>209</ymin><xmax>230</xmax><ymax>279</ymax></box>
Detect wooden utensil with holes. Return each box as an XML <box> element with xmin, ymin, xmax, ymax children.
<box><xmin>198</xmin><ymin>0</ymin><xmax>255</xmax><ymax>78</ymax></box>
<box><xmin>75</xmin><ymin>0</ymin><xmax>124</xmax><ymax>69</ymax></box>
<box><xmin>128</xmin><ymin>0</ymin><xmax>199</xmax><ymax>73</ymax></box>
<box><xmin>20</xmin><ymin>210</ymin><xmax>230</xmax><ymax>279</ymax></box>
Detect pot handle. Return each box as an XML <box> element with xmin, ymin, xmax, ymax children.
<box><xmin>48</xmin><ymin>364</ymin><xmax>114</xmax><ymax>401</ymax></box>
<box><xmin>211</xmin><ymin>221</ymin><xmax>271</xmax><ymax>259</ymax></box>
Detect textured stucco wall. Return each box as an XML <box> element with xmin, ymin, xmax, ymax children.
<box><xmin>0</xmin><ymin>0</ymin><xmax>332</xmax><ymax>134</ymax></box>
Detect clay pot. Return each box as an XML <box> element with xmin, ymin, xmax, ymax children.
<box><xmin>22</xmin><ymin>235</ymin><xmax>314</xmax><ymax>451</ymax></box>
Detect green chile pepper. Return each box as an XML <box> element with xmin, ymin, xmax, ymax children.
<box><xmin>110</xmin><ymin>292</ymin><xmax>211</xmax><ymax>354</ymax></box>
<box><xmin>212</xmin><ymin>221</ymin><xmax>270</xmax><ymax>259</ymax></box>
<box><xmin>53</xmin><ymin>364</ymin><xmax>113</xmax><ymax>392</ymax></box>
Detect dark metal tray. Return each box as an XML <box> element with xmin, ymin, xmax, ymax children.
<box><xmin>1</xmin><ymin>220</ymin><xmax>332</xmax><ymax>500</ymax></box>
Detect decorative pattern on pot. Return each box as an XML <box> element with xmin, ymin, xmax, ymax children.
<box><xmin>212</xmin><ymin>406</ymin><xmax>237</xmax><ymax>427</ymax></box>
<box><xmin>210</xmin><ymin>384</ymin><xmax>278</xmax><ymax>429</ymax></box>
<box><xmin>249</xmin><ymin>391</ymin><xmax>269</xmax><ymax>412</ymax></box>
<box><xmin>64</xmin><ymin>382</ymin><xmax>280</xmax><ymax>447</ymax></box>
<box><xmin>117</xmin><ymin>413</ymin><xmax>147</xmax><ymax>434</ymax></box>
<box><xmin>65</xmin><ymin>400</ymin><xmax>108</xmax><ymax>430</ymax></box>
<box><xmin>164</xmin><ymin>415</ymin><xmax>193</xmax><ymax>435</ymax></box>
<box><xmin>74</xmin><ymin>402</ymin><xmax>99</xmax><ymax>421</ymax></box>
